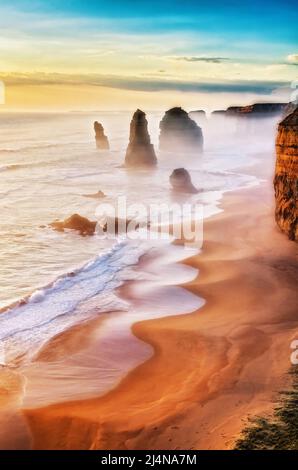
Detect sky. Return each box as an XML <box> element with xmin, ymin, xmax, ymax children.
<box><xmin>0</xmin><ymin>0</ymin><xmax>297</xmax><ymax>110</ymax></box>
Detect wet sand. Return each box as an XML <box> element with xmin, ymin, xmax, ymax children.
<box><xmin>22</xmin><ymin>181</ymin><xmax>298</xmax><ymax>449</ymax></box>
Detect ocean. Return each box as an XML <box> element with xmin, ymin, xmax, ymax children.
<box><xmin>0</xmin><ymin>110</ymin><xmax>273</xmax><ymax>369</ymax></box>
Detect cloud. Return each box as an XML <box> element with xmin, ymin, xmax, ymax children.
<box><xmin>286</xmin><ymin>54</ymin><xmax>298</xmax><ymax>65</ymax></box>
<box><xmin>173</xmin><ymin>56</ymin><xmax>230</xmax><ymax>63</ymax></box>
<box><xmin>0</xmin><ymin>71</ymin><xmax>288</xmax><ymax>95</ymax></box>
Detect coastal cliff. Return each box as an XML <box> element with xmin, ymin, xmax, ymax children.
<box><xmin>226</xmin><ymin>103</ymin><xmax>286</xmax><ymax>118</ymax></box>
<box><xmin>274</xmin><ymin>107</ymin><xmax>298</xmax><ymax>241</ymax></box>
<box><xmin>211</xmin><ymin>102</ymin><xmax>287</xmax><ymax>137</ymax></box>
<box><xmin>211</xmin><ymin>103</ymin><xmax>287</xmax><ymax>119</ymax></box>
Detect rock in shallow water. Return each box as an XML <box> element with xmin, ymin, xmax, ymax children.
<box><xmin>50</xmin><ymin>214</ymin><xmax>145</xmax><ymax>237</ymax></box>
<box><xmin>274</xmin><ymin>107</ymin><xmax>298</xmax><ymax>241</ymax></box>
<box><xmin>170</xmin><ymin>168</ymin><xmax>199</xmax><ymax>194</ymax></box>
<box><xmin>83</xmin><ymin>190</ymin><xmax>106</xmax><ymax>199</ymax></box>
<box><xmin>50</xmin><ymin>214</ymin><xmax>97</xmax><ymax>236</ymax></box>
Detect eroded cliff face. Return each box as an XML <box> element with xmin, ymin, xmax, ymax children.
<box><xmin>274</xmin><ymin>107</ymin><xmax>298</xmax><ymax>241</ymax></box>
<box><xmin>125</xmin><ymin>109</ymin><xmax>157</xmax><ymax>167</ymax></box>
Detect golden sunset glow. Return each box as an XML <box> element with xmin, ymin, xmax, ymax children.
<box><xmin>0</xmin><ymin>2</ymin><xmax>297</xmax><ymax>110</ymax></box>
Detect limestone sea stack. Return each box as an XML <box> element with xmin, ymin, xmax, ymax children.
<box><xmin>159</xmin><ymin>107</ymin><xmax>203</xmax><ymax>153</ymax></box>
<box><xmin>94</xmin><ymin>121</ymin><xmax>109</xmax><ymax>149</ymax></box>
<box><xmin>170</xmin><ymin>168</ymin><xmax>199</xmax><ymax>194</ymax></box>
<box><xmin>274</xmin><ymin>107</ymin><xmax>298</xmax><ymax>241</ymax></box>
<box><xmin>125</xmin><ymin>109</ymin><xmax>157</xmax><ymax>167</ymax></box>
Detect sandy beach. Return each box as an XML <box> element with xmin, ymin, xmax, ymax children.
<box><xmin>1</xmin><ymin>0</ymin><xmax>298</xmax><ymax>459</ymax></box>
<box><xmin>19</xmin><ymin>176</ymin><xmax>297</xmax><ymax>450</ymax></box>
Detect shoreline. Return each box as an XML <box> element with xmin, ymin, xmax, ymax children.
<box><xmin>0</xmin><ymin>233</ymin><xmax>202</xmax><ymax>448</ymax></box>
<box><xmin>22</xmin><ymin>180</ymin><xmax>298</xmax><ymax>449</ymax></box>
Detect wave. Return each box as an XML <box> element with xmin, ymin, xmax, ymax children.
<box><xmin>0</xmin><ymin>162</ymin><xmax>36</xmax><ymax>172</ymax></box>
<box><xmin>0</xmin><ymin>160</ymin><xmax>54</xmax><ymax>172</ymax></box>
<box><xmin>0</xmin><ymin>141</ymin><xmax>92</xmax><ymax>154</ymax></box>
<box><xmin>0</xmin><ymin>240</ymin><xmax>148</xmax><ymax>365</ymax></box>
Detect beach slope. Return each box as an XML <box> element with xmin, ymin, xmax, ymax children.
<box><xmin>24</xmin><ymin>183</ymin><xmax>298</xmax><ymax>449</ymax></box>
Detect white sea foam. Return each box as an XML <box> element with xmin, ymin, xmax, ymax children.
<box><xmin>0</xmin><ymin>240</ymin><xmax>147</xmax><ymax>364</ymax></box>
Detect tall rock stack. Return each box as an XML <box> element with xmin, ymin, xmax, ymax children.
<box><xmin>159</xmin><ymin>107</ymin><xmax>203</xmax><ymax>153</ymax></box>
<box><xmin>125</xmin><ymin>109</ymin><xmax>157</xmax><ymax>167</ymax></box>
<box><xmin>94</xmin><ymin>121</ymin><xmax>109</xmax><ymax>149</ymax></box>
<box><xmin>274</xmin><ymin>107</ymin><xmax>298</xmax><ymax>241</ymax></box>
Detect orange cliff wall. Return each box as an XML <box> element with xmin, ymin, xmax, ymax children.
<box><xmin>274</xmin><ymin>107</ymin><xmax>298</xmax><ymax>241</ymax></box>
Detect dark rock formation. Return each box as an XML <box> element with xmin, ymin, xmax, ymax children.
<box><xmin>274</xmin><ymin>108</ymin><xmax>298</xmax><ymax>241</ymax></box>
<box><xmin>125</xmin><ymin>109</ymin><xmax>157</xmax><ymax>167</ymax></box>
<box><xmin>225</xmin><ymin>106</ymin><xmax>243</xmax><ymax>116</ymax></box>
<box><xmin>211</xmin><ymin>103</ymin><xmax>287</xmax><ymax>120</ymax></box>
<box><xmin>211</xmin><ymin>110</ymin><xmax>226</xmax><ymax>116</ymax></box>
<box><xmin>226</xmin><ymin>103</ymin><xmax>287</xmax><ymax>118</ymax></box>
<box><xmin>159</xmin><ymin>107</ymin><xmax>203</xmax><ymax>153</ymax></box>
<box><xmin>170</xmin><ymin>168</ymin><xmax>199</xmax><ymax>194</ymax></box>
<box><xmin>94</xmin><ymin>121</ymin><xmax>109</xmax><ymax>149</ymax></box>
<box><xmin>50</xmin><ymin>214</ymin><xmax>97</xmax><ymax>236</ymax></box>
<box><xmin>211</xmin><ymin>103</ymin><xmax>287</xmax><ymax>136</ymax></box>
